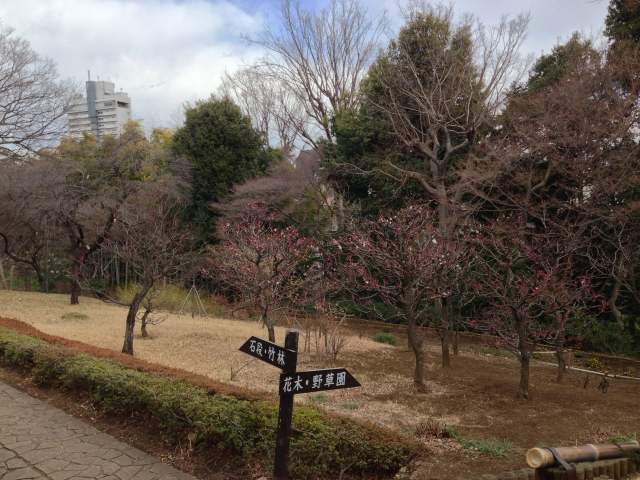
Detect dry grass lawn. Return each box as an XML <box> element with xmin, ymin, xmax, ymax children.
<box><xmin>0</xmin><ymin>290</ymin><xmax>386</xmax><ymax>395</ymax></box>
<box><xmin>1</xmin><ymin>290</ymin><xmax>638</xmax><ymax>480</ymax></box>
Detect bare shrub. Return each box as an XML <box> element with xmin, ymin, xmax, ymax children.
<box><xmin>415</xmin><ymin>418</ymin><xmax>451</xmax><ymax>439</ymax></box>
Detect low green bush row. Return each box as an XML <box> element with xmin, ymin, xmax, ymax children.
<box><xmin>0</xmin><ymin>327</ymin><xmax>415</xmax><ymax>479</ymax></box>
<box><xmin>373</xmin><ymin>332</ymin><xmax>398</xmax><ymax>346</ymax></box>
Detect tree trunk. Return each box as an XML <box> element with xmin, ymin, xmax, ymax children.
<box><xmin>437</xmin><ymin>298</ymin><xmax>451</xmax><ymax>368</ymax></box>
<box><xmin>555</xmin><ymin>321</ymin><xmax>567</xmax><ymax>383</ymax></box>
<box><xmin>556</xmin><ymin>349</ymin><xmax>567</xmax><ymax>383</ymax></box>
<box><xmin>70</xmin><ymin>250</ymin><xmax>86</xmax><ymax>305</ymax></box>
<box><xmin>0</xmin><ymin>258</ymin><xmax>8</xmax><ymax>289</ymax></box>
<box><xmin>440</xmin><ymin>332</ymin><xmax>450</xmax><ymax>368</ymax></box>
<box><xmin>32</xmin><ymin>263</ymin><xmax>46</xmax><ymax>293</ymax></box>
<box><xmin>609</xmin><ymin>258</ymin><xmax>625</xmax><ymax>328</ymax></box>
<box><xmin>260</xmin><ymin>306</ymin><xmax>275</xmax><ymax>343</ymax></box>
<box><xmin>267</xmin><ymin>324</ymin><xmax>276</xmax><ymax>343</ymax></box>
<box><xmin>122</xmin><ymin>285</ymin><xmax>151</xmax><ymax>355</ymax></box>
<box><xmin>519</xmin><ymin>353</ymin><xmax>530</xmax><ymax>399</ymax></box>
<box><xmin>453</xmin><ymin>330</ymin><xmax>459</xmax><ymax>356</ymax></box>
<box><xmin>140</xmin><ymin>308</ymin><xmax>150</xmax><ymax>338</ymax></box>
<box><xmin>122</xmin><ymin>306</ymin><xmax>138</xmax><ymax>355</ymax></box>
<box><xmin>407</xmin><ymin>319</ymin><xmax>426</xmax><ymax>391</ymax></box>
<box><xmin>70</xmin><ymin>280</ymin><xmax>80</xmax><ymax>305</ymax></box>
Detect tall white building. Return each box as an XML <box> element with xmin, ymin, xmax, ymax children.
<box><xmin>67</xmin><ymin>78</ymin><xmax>132</xmax><ymax>139</ymax></box>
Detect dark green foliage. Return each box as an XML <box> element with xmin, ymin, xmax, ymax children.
<box><xmin>335</xmin><ymin>298</ymin><xmax>403</xmax><ymax>323</ymax></box>
<box><xmin>605</xmin><ymin>0</ymin><xmax>640</xmax><ymax>46</ymax></box>
<box><xmin>323</xmin><ymin>10</ymin><xmax>479</xmax><ymax>215</ymax></box>
<box><xmin>525</xmin><ymin>33</ymin><xmax>597</xmax><ymax>93</ymax></box>
<box><xmin>172</xmin><ymin>97</ymin><xmax>277</xmax><ymax>240</ymax></box>
<box><xmin>0</xmin><ymin>328</ymin><xmax>416</xmax><ymax>479</ymax></box>
<box><xmin>569</xmin><ymin>315</ymin><xmax>639</xmax><ymax>356</ymax></box>
<box><xmin>373</xmin><ymin>332</ymin><xmax>398</xmax><ymax>346</ymax></box>
<box><xmin>323</xmin><ymin>107</ymin><xmax>425</xmax><ymax>216</ymax></box>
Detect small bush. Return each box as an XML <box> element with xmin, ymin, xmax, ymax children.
<box><xmin>608</xmin><ymin>434</ymin><xmax>637</xmax><ymax>444</ymax></box>
<box><xmin>415</xmin><ymin>419</ymin><xmax>450</xmax><ymax>439</ymax></box>
<box><xmin>447</xmin><ymin>427</ymin><xmax>511</xmax><ymax>457</ymax></box>
<box><xmin>373</xmin><ymin>332</ymin><xmax>397</xmax><ymax>346</ymax></box>
<box><xmin>585</xmin><ymin>357</ymin><xmax>605</xmax><ymax>371</ymax></box>
<box><xmin>0</xmin><ymin>327</ymin><xmax>415</xmax><ymax>479</ymax></box>
<box><xmin>61</xmin><ymin>312</ymin><xmax>89</xmax><ymax>321</ymax></box>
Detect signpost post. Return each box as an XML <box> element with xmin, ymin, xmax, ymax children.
<box><xmin>273</xmin><ymin>330</ymin><xmax>298</xmax><ymax>480</ymax></box>
<box><xmin>239</xmin><ymin>329</ymin><xmax>360</xmax><ymax>480</ymax></box>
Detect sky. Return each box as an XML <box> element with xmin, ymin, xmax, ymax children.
<box><xmin>0</xmin><ymin>0</ymin><xmax>610</xmax><ymax>132</ymax></box>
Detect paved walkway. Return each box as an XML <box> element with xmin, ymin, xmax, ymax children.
<box><xmin>0</xmin><ymin>381</ymin><xmax>198</xmax><ymax>480</ymax></box>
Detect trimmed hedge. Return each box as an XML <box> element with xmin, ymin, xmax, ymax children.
<box><xmin>0</xmin><ymin>327</ymin><xmax>416</xmax><ymax>479</ymax></box>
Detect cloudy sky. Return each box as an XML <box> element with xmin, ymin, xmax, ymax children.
<box><xmin>0</xmin><ymin>0</ymin><xmax>609</xmax><ymax>132</ymax></box>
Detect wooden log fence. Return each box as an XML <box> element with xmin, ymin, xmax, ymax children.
<box><xmin>472</xmin><ymin>442</ymin><xmax>640</xmax><ymax>480</ymax></box>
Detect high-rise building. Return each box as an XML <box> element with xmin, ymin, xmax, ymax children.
<box><xmin>67</xmin><ymin>77</ymin><xmax>132</xmax><ymax>139</ymax></box>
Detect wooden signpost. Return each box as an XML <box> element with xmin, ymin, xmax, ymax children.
<box><xmin>239</xmin><ymin>329</ymin><xmax>360</xmax><ymax>480</ymax></box>
<box><xmin>239</xmin><ymin>335</ymin><xmax>296</xmax><ymax>370</ymax></box>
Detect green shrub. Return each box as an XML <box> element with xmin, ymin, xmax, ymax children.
<box><xmin>585</xmin><ymin>357</ymin><xmax>605</xmax><ymax>371</ymax></box>
<box><xmin>0</xmin><ymin>327</ymin><xmax>415</xmax><ymax>478</ymax></box>
<box><xmin>568</xmin><ymin>315</ymin><xmax>637</xmax><ymax>355</ymax></box>
<box><xmin>61</xmin><ymin>312</ymin><xmax>89</xmax><ymax>321</ymax></box>
<box><xmin>447</xmin><ymin>427</ymin><xmax>511</xmax><ymax>457</ymax></box>
<box><xmin>373</xmin><ymin>332</ymin><xmax>397</xmax><ymax>346</ymax></box>
<box><xmin>608</xmin><ymin>434</ymin><xmax>637</xmax><ymax>444</ymax></box>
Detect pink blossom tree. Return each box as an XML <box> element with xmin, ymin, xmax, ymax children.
<box><xmin>471</xmin><ymin>223</ymin><xmax>592</xmax><ymax>398</ymax></box>
<box><xmin>208</xmin><ymin>204</ymin><xmax>319</xmax><ymax>343</ymax></box>
<box><xmin>338</xmin><ymin>205</ymin><xmax>468</xmax><ymax>390</ymax></box>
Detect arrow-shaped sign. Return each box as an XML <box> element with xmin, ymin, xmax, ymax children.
<box><xmin>279</xmin><ymin>368</ymin><xmax>360</xmax><ymax>395</ymax></box>
<box><xmin>239</xmin><ymin>336</ymin><xmax>296</xmax><ymax>371</ymax></box>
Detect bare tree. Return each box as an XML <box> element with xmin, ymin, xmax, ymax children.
<box><xmin>103</xmin><ymin>186</ymin><xmax>196</xmax><ymax>355</ymax></box>
<box><xmin>220</xmin><ymin>67</ymin><xmax>302</xmax><ymax>155</ymax></box>
<box><xmin>0</xmin><ymin>25</ymin><xmax>74</xmax><ymax>158</ymax></box>
<box><xmin>363</xmin><ymin>5</ymin><xmax>530</xmax><ymax>234</ymax></box>
<box><xmin>0</xmin><ymin>161</ymin><xmax>59</xmax><ymax>291</ymax></box>
<box><xmin>253</xmin><ymin>0</ymin><xmax>386</xmax><ymax>148</ymax></box>
<box><xmin>44</xmin><ymin>124</ymin><xmax>165</xmax><ymax>305</ymax></box>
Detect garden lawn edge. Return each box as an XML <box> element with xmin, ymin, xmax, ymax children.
<box><xmin>0</xmin><ymin>322</ymin><xmax>418</xmax><ymax>479</ymax></box>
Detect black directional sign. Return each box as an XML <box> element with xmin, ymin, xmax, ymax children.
<box><xmin>279</xmin><ymin>368</ymin><xmax>360</xmax><ymax>395</ymax></box>
<box><xmin>239</xmin><ymin>336</ymin><xmax>296</xmax><ymax>371</ymax></box>
<box><xmin>239</xmin><ymin>331</ymin><xmax>361</xmax><ymax>480</ymax></box>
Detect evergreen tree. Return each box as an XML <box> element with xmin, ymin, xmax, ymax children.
<box><xmin>605</xmin><ymin>0</ymin><xmax>640</xmax><ymax>47</ymax></box>
<box><xmin>172</xmin><ymin>97</ymin><xmax>276</xmax><ymax>241</ymax></box>
<box><xmin>525</xmin><ymin>33</ymin><xmax>597</xmax><ymax>93</ymax></box>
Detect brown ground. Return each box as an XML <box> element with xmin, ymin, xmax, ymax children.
<box><xmin>0</xmin><ymin>290</ymin><xmax>638</xmax><ymax>480</ymax></box>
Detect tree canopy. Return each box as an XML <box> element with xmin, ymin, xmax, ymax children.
<box><xmin>605</xmin><ymin>0</ymin><xmax>640</xmax><ymax>47</ymax></box>
<box><xmin>172</xmin><ymin>97</ymin><xmax>277</xmax><ymax>241</ymax></box>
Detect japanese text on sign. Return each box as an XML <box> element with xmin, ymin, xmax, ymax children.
<box><xmin>279</xmin><ymin>368</ymin><xmax>359</xmax><ymax>395</ymax></box>
<box><xmin>239</xmin><ymin>336</ymin><xmax>294</xmax><ymax>370</ymax></box>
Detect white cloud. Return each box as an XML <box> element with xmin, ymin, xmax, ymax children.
<box><xmin>0</xmin><ymin>0</ymin><xmax>611</xmax><ymax>132</ymax></box>
<box><xmin>0</xmin><ymin>0</ymin><xmax>266</xmax><ymax>131</ymax></box>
